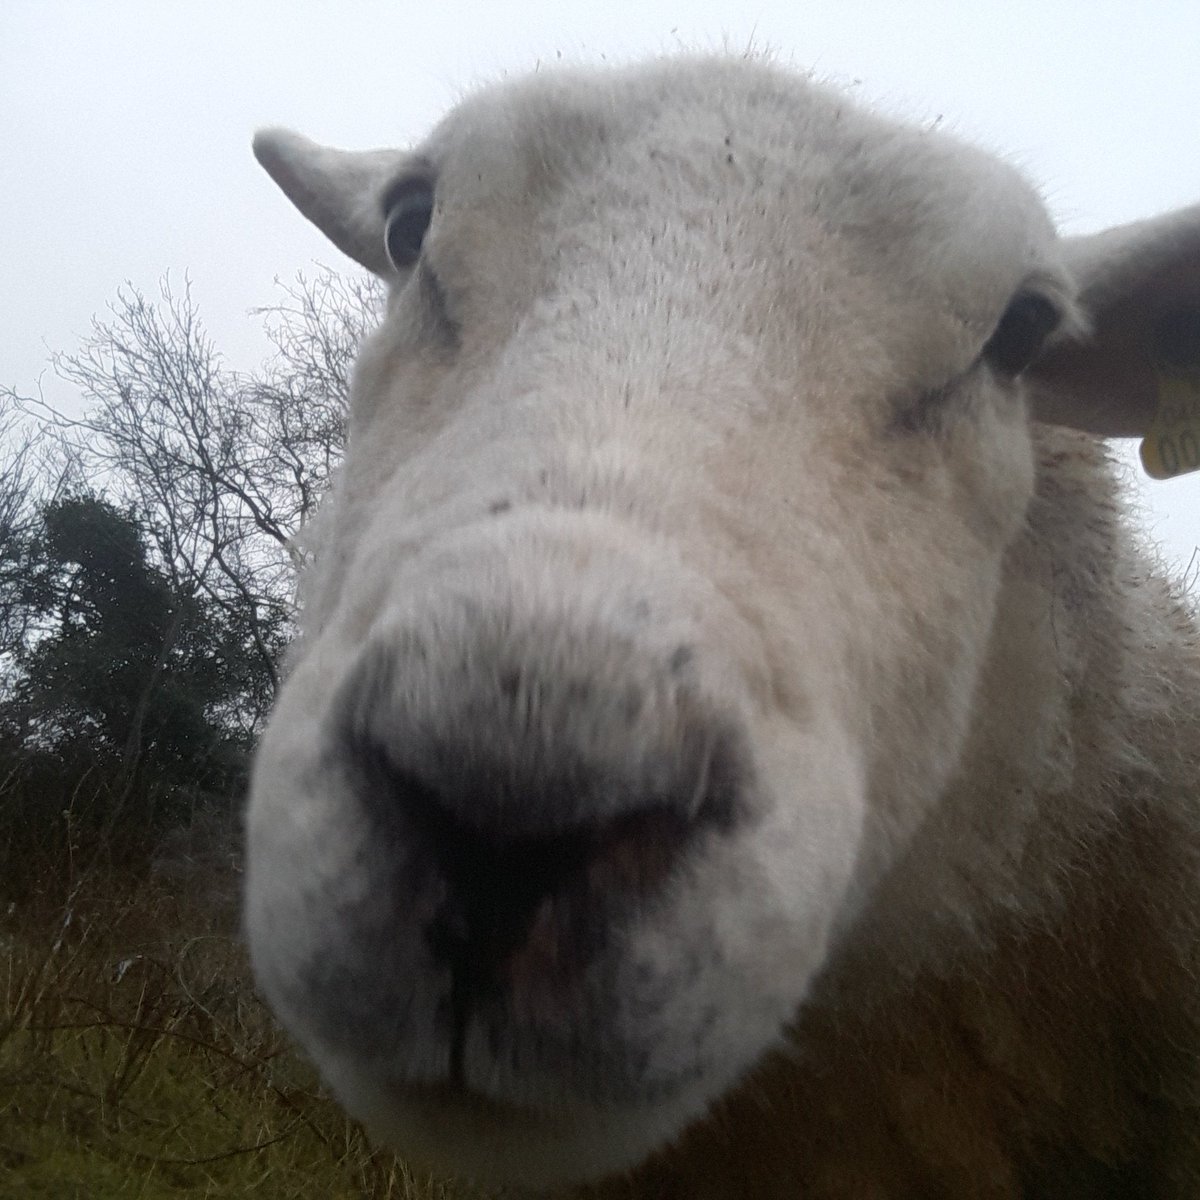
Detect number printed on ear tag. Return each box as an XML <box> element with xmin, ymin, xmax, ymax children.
<box><xmin>1140</xmin><ymin>307</ymin><xmax>1200</xmax><ymax>480</ymax></box>
<box><xmin>1140</xmin><ymin>374</ymin><xmax>1200</xmax><ymax>479</ymax></box>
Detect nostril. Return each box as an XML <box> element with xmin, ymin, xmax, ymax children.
<box><xmin>332</xmin><ymin>631</ymin><xmax>748</xmax><ymax>976</ymax></box>
<box><xmin>369</xmin><ymin>759</ymin><xmax>700</xmax><ymax>1084</ymax></box>
<box><xmin>381</xmin><ymin>763</ymin><xmax>694</xmax><ymax>975</ymax></box>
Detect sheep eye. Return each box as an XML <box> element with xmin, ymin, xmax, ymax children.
<box><xmin>383</xmin><ymin>179</ymin><xmax>435</xmax><ymax>270</ymax></box>
<box><xmin>982</xmin><ymin>291</ymin><xmax>1061</xmax><ymax>377</ymax></box>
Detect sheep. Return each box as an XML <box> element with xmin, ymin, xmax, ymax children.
<box><xmin>245</xmin><ymin>54</ymin><xmax>1200</xmax><ymax>1197</ymax></box>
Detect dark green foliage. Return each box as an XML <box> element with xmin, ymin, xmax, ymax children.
<box><xmin>0</xmin><ymin>269</ymin><xmax>379</xmax><ymax>894</ymax></box>
<box><xmin>0</xmin><ymin>495</ymin><xmax>281</xmax><ymax>892</ymax></box>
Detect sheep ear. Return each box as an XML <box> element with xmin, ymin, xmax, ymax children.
<box><xmin>253</xmin><ymin>129</ymin><xmax>407</xmax><ymax>278</ymax></box>
<box><xmin>1028</xmin><ymin>204</ymin><xmax>1200</xmax><ymax>438</ymax></box>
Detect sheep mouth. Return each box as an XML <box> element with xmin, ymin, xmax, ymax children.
<box><xmin>361</xmin><ymin>1076</ymin><xmax>652</xmax><ymax>1189</ymax></box>
<box><xmin>391</xmin><ymin>1079</ymin><xmax>533</xmax><ymax>1118</ymax></box>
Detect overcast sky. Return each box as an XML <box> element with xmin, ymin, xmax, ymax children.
<box><xmin>4</xmin><ymin>1</ymin><xmax>1199</xmax><ymax>573</ymax></box>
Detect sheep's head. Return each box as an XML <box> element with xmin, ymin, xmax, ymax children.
<box><xmin>245</xmin><ymin>57</ymin><xmax>1200</xmax><ymax>1187</ymax></box>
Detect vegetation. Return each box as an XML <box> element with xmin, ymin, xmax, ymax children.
<box><xmin>0</xmin><ymin>870</ymin><xmax>466</xmax><ymax>1199</ymax></box>
<box><xmin>0</xmin><ymin>272</ymin><xmax>485</xmax><ymax>1197</ymax></box>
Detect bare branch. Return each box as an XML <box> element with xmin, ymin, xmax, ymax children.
<box><xmin>16</xmin><ymin>268</ymin><xmax>380</xmax><ymax>724</ymax></box>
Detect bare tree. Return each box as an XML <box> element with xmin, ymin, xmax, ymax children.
<box><xmin>0</xmin><ymin>391</ymin><xmax>73</xmax><ymax>665</ymax></box>
<box><xmin>241</xmin><ymin>269</ymin><xmax>380</xmax><ymax>561</ymax></box>
<box><xmin>26</xmin><ymin>269</ymin><xmax>381</xmax><ymax>718</ymax></box>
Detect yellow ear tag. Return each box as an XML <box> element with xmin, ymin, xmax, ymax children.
<box><xmin>1140</xmin><ymin>308</ymin><xmax>1200</xmax><ymax>480</ymax></box>
<box><xmin>1140</xmin><ymin>372</ymin><xmax>1200</xmax><ymax>479</ymax></box>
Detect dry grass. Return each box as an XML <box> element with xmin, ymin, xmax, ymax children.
<box><xmin>0</xmin><ymin>851</ymin><xmax>486</xmax><ymax>1199</ymax></box>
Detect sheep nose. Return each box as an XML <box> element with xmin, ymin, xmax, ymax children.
<box><xmin>332</xmin><ymin>622</ymin><xmax>745</xmax><ymax>988</ymax></box>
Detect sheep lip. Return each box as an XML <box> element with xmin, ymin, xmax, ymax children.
<box><xmin>385</xmin><ymin>1079</ymin><xmax>555</xmax><ymax>1135</ymax></box>
<box><xmin>398</xmin><ymin>1080</ymin><xmax>523</xmax><ymax>1114</ymax></box>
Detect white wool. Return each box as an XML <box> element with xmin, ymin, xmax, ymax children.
<box><xmin>246</xmin><ymin>55</ymin><xmax>1200</xmax><ymax>1194</ymax></box>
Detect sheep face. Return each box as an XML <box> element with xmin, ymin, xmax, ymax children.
<box><xmin>246</xmin><ymin>58</ymin><xmax>1076</xmax><ymax>1186</ymax></box>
